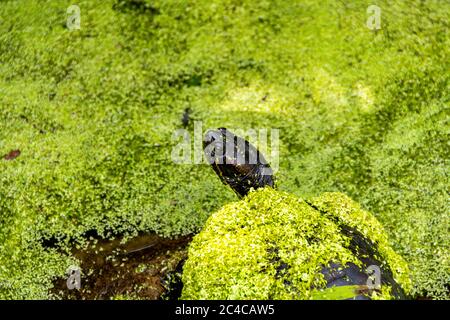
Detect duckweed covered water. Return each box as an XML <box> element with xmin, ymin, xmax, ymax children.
<box><xmin>0</xmin><ymin>0</ymin><xmax>448</xmax><ymax>299</ymax></box>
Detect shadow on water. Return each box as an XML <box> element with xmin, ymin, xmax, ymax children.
<box><xmin>51</xmin><ymin>233</ymin><xmax>192</xmax><ymax>300</ymax></box>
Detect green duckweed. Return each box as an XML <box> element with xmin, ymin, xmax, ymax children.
<box><xmin>182</xmin><ymin>188</ymin><xmax>411</xmax><ymax>300</ymax></box>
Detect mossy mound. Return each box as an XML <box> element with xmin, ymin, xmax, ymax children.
<box><xmin>182</xmin><ymin>188</ymin><xmax>411</xmax><ymax>299</ymax></box>
<box><xmin>0</xmin><ymin>0</ymin><xmax>448</xmax><ymax>299</ymax></box>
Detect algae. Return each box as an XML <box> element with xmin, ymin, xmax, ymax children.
<box><xmin>0</xmin><ymin>0</ymin><xmax>448</xmax><ymax>299</ymax></box>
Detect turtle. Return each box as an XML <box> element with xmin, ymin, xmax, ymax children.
<box><xmin>180</xmin><ymin>128</ymin><xmax>411</xmax><ymax>300</ymax></box>
<box><xmin>203</xmin><ymin>127</ymin><xmax>275</xmax><ymax>197</ymax></box>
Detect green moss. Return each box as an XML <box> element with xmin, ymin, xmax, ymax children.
<box><xmin>310</xmin><ymin>285</ymin><xmax>361</xmax><ymax>300</ymax></box>
<box><xmin>0</xmin><ymin>0</ymin><xmax>448</xmax><ymax>298</ymax></box>
<box><xmin>181</xmin><ymin>188</ymin><xmax>411</xmax><ymax>300</ymax></box>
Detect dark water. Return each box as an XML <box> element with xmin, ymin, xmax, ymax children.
<box><xmin>51</xmin><ymin>233</ymin><xmax>192</xmax><ymax>299</ymax></box>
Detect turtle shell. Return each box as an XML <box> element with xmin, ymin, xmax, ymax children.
<box><xmin>181</xmin><ymin>188</ymin><xmax>411</xmax><ymax>300</ymax></box>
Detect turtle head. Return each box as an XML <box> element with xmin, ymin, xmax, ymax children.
<box><xmin>203</xmin><ymin>128</ymin><xmax>275</xmax><ymax>198</ymax></box>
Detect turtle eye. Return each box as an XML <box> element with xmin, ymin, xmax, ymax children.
<box><xmin>206</xmin><ymin>129</ymin><xmax>227</xmax><ymax>144</ymax></box>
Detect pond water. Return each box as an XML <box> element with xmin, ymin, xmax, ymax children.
<box><xmin>51</xmin><ymin>233</ymin><xmax>192</xmax><ymax>299</ymax></box>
